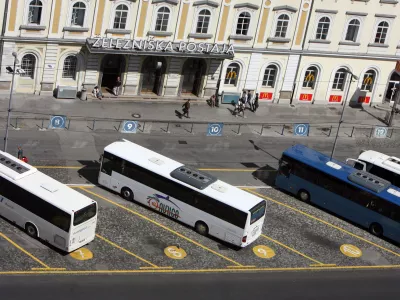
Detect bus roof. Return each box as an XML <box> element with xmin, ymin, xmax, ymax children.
<box><xmin>104</xmin><ymin>139</ymin><xmax>264</xmax><ymax>211</ymax></box>
<box><xmin>359</xmin><ymin>150</ymin><xmax>400</xmax><ymax>174</ymax></box>
<box><xmin>283</xmin><ymin>144</ymin><xmax>400</xmax><ymax>206</ymax></box>
<box><xmin>0</xmin><ymin>151</ymin><xmax>95</xmax><ymax>214</ymax></box>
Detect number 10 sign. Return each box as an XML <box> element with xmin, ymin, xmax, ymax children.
<box><xmin>207</xmin><ymin>123</ymin><xmax>224</xmax><ymax>136</ymax></box>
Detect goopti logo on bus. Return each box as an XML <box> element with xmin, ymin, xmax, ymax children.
<box><xmin>147</xmin><ymin>194</ymin><xmax>180</xmax><ymax>219</ymax></box>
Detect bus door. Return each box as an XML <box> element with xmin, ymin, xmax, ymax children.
<box><xmin>0</xmin><ymin>195</ymin><xmax>19</xmax><ymax>223</ymax></box>
<box><xmin>98</xmin><ymin>154</ymin><xmax>111</xmax><ymax>188</ymax></box>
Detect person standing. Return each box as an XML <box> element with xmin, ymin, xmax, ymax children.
<box><xmin>113</xmin><ymin>76</ymin><xmax>122</xmax><ymax>96</ymax></box>
<box><xmin>182</xmin><ymin>99</ymin><xmax>191</xmax><ymax>118</ymax></box>
<box><xmin>253</xmin><ymin>93</ymin><xmax>259</xmax><ymax>112</ymax></box>
<box><xmin>248</xmin><ymin>91</ymin><xmax>253</xmax><ymax>111</ymax></box>
<box><xmin>17</xmin><ymin>146</ymin><xmax>23</xmax><ymax>159</ymax></box>
<box><xmin>210</xmin><ymin>94</ymin><xmax>216</xmax><ymax>108</ymax></box>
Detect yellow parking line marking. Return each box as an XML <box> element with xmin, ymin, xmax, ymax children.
<box><xmin>0</xmin><ymin>264</ymin><xmax>400</xmax><ymax>275</ymax></box>
<box><xmin>68</xmin><ymin>185</ymin><xmax>94</xmax><ymax>189</ymax></box>
<box><xmin>226</xmin><ymin>265</ymin><xmax>256</xmax><ymax>268</ymax></box>
<box><xmin>245</xmin><ymin>189</ymin><xmax>400</xmax><ymax>258</ymax></box>
<box><xmin>96</xmin><ymin>234</ymin><xmax>159</xmax><ymax>268</ymax></box>
<box><xmin>31</xmin><ymin>268</ymin><xmax>66</xmax><ymax>271</ymax></box>
<box><xmin>261</xmin><ymin>234</ymin><xmax>324</xmax><ymax>265</ymax></box>
<box><xmin>0</xmin><ymin>233</ymin><xmax>50</xmax><ymax>269</ymax></box>
<box><xmin>309</xmin><ymin>264</ymin><xmax>336</xmax><ymax>267</ymax></box>
<box><xmin>81</xmin><ymin>188</ymin><xmax>243</xmax><ymax>267</ymax></box>
<box><xmin>139</xmin><ymin>267</ymin><xmax>173</xmax><ymax>270</ymax></box>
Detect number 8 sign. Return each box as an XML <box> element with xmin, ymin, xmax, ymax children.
<box><xmin>207</xmin><ymin>123</ymin><xmax>224</xmax><ymax>136</ymax></box>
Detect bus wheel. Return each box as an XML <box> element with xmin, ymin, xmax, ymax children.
<box><xmin>195</xmin><ymin>221</ymin><xmax>209</xmax><ymax>236</ymax></box>
<box><xmin>369</xmin><ymin>223</ymin><xmax>383</xmax><ymax>237</ymax></box>
<box><xmin>25</xmin><ymin>223</ymin><xmax>38</xmax><ymax>238</ymax></box>
<box><xmin>298</xmin><ymin>190</ymin><xmax>310</xmax><ymax>203</ymax></box>
<box><xmin>121</xmin><ymin>187</ymin><xmax>133</xmax><ymax>201</ymax></box>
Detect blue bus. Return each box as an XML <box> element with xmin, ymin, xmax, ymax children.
<box><xmin>275</xmin><ymin>144</ymin><xmax>400</xmax><ymax>244</ymax></box>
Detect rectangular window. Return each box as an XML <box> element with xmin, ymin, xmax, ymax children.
<box><xmin>73</xmin><ymin>203</ymin><xmax>97</xmax><ymax>226</ymax></box>
<box><xmin>250</xmin><ymin>201</ymin><xmax>266</xmax><ymax>225</ymax></box>
<box><xmin>0</xmin><ymin>178</ymin><xmax>71</xmax><ymax>232</ymax></box>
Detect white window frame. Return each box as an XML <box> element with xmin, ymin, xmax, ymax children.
<box><xmin>271</xmin><ymin>13</ymin><xmax>291</xmax><ymax>39</ymax></box>
<box><xmin>302</xmin><ymin>66</ymin><xmax>319</xmax><ymax>89</ymax></box>
<box><xmin>67</xmin><ymin>1</ymin><xmax>89</xmax><ymax>28</ymax></box>
<box><xmin>20</xmin><ymin>53</ymin><xmax>37</xmax><ymax>79</ymax></box>
<box><xmin>152</xmin><ymin>5</ymin><xmax>172</xmax><ymax>32</ymax></box>
<box><xmin>314</xmin><ymin>15</ymin><xmax>332</xmax><ymax>40</ymax></box>
<box><xmin>235</xmin><ymin>11</ymin><xmax>251</xmax><ymax>36</ymax></box>
<box><xmin>194</xmin><ymin>8</ymin><xmax>212</xmax><ymax>34</ymax></box>
<box><xmin>62</xmin><ymin>55</ymin><xmax>78</xmax><ymax>80</ymax></box>
<box><xmin>360</xmin><ymin>69</ymin><xmax>377</xmax><ymax>92</ymax></box>
<box><xmin>332</xmin><ymin>68</ymin><xmax>348</xmax><ymax>91</ymax></box>
<box><xmin>231</xmin><ymin>9</ymin><xmax>255</xmax><ymax>37</ymax></box>
<box><xmin>224</xmin><ymin>62</ymin><xmax>241</xmax><ymax>86</ymax></box>
<box><xmin>262</xmin><ymin>64</ymin><xmax>278</xmax><ymax>88</ymax></box>
<box><xmin>23</xmin><ymin>0</ymin><xmax>47</xmax><ymax>26</ymax></box>
<box><xmin>108</xmin><ymin>1</ymin><xmax>133</xmax><ymax>30</ymax></box>
<box><xmin>342</xmin><ymin>17</ymin><xmax>362</xmax><ymax>43</ymax></box>
<box><xmin>371</xmin><ymin>19</ymin><xmax>392</xmax><ymax>45</ymax></box>
<box><xmin>190</xmin><ymin>6</ymin><xmax>215</xmax><ymax>35</ymax></box>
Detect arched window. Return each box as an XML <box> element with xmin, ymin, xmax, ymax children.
<box><xmin>113</xmin><ymin>4</ymin><xmax>128</xmax><ymax>29</ymax></box>
<box><xmin>375</xmin><ymin>21</ymin><xmax>389</xmax><ymax>44</ymax></box>
<box><xmin>196</xmin><ymin>9</ymin><xmax>211</xmax><ymax>34</ymax></box>
<box><xmin>316</xmin><ymin>17</ymin><xmax>330</xmax><ymax>40</ymax></box>
<box><xmin>361</xmin><ymin>70</ymin><xmax>376</xmax><ymax>92</ymax></box>
<box><xmin>62</xmin><ymin>56</ymin><xmax>77</xmax><ymax>79</ymax></box>
<box><xmin>71</xmin><ymin>2</ymin><xmax>86</xmax><ymax>27</ymax></box>
<box><xmin>21</xmin><ymin>54</ymin><xmax>36</xmax><ymax>79</ymax></box>
<box><xmin>262</xmin><ymin>65</ymin><xmax>278</xmax><ymax>87</ymax></box>
<box><xmin>236</xmin><ymin>12</ymin><xmax>251</xmax><ymax>35</ymax></box>
<box><xmin>28</xmin><ymin>0</ymin><xmax>42</xmax><ymax>24</ymax></box>
<box><xmin>345</xmin><ymin>19</ymin><xmax>360</xmax><ymax>42</ymax></box>
<box><xmin>155</xmin><ymin>7</ymin><xmax>170</xmax><ymax>32</ymax></box>
<box><xmin>332</xmin><ymin>68</ymin><xmax>348</xmax><ymax>91</ymax></box>
<box><xmin>302</xmin><ymin>66</ymin><xmax>318</xmax><ymax>89</ymax></box>
<box><xmin>275</xmin><ymin>14</ymin><xmax>289</xmax><ymax>38</ymax></box>
<box><xmin>224</xmin><ymin>63</ymin><xmax>240</xmax><ymax>86</ymax></box>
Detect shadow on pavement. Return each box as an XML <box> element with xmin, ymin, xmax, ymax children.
<box><xmin>77</xmin><ymin>160</ymin><xmax>100</xmax><ymax>185</ymax></box>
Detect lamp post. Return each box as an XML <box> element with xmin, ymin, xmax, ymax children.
<box><xmin>330</xmin><ymin>71</ymin><xmax>359</xmax><ymax>160</ymax></box>
<box><xmin>3</xmin><ymin>52</ymin><xmax>18</xmax><ymax>153</ymax></box>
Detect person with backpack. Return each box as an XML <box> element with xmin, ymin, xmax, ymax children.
<box><xmin>182</xmin><ymin>99</ymin><xmax>191</xmax><ymax>118</ymax></box>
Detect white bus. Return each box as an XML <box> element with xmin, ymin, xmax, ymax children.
<box><xmin>0</xmin><ymin>151</ymin><xmax>97</xmax><ymax>252</ymax></box>
<box><xmin>346</xmin><ymin>150</ymin><xmax>400</xmax><ymax>187</ymax></box>
<box><xmin>98</xmin><ymin>139</ymin><xmax>266</xmax><ymax>247</ymax></box>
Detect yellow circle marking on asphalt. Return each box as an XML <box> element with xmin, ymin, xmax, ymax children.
<box><xmin>253</xmin><ymin>245</ymin><xmax>275</xmax><ymax>259</ymax></box>
<box><xmin>340</xmin><ymin>244</ymin><xmax>362</xmax><ymax>258</ymax></box>
<box><xmin>69</xmin><ymin>248</ymin><xmax>93</xmax><ymax>261</ymax></box>
<box><xmin>164</xmin><ymin>246</ymin><xmax>187</xmax><ymax>260</ymax></box>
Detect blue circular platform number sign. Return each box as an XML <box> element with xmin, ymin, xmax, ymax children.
<box><xmin>294</xmin><ymin>123</ymin><xmax>309</xmax><ymax>136</ymax></box>
<box><xmin>374</xmin><ymin>127</ymin><xmax>387</xmax><ymax>138</ymax></box>
<box><xmin>49</xmin><ymin>116</ymin><xmax>66</xmax><ymax>129</ymax></box>
<box><xmin>207</xmin><ymin>123</ymin><xmax>224</xmax><ymax>136</ymax></box>
<box><xmin>121</xmin><ymin>120</ymin><xmax>138</xmax><ymax>133</ymax></box>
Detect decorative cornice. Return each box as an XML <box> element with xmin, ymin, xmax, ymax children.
<box><xmin>375</xmin><ymin>13</ymin><xmax>396</xmax><ymax>18</ymax></box>
<box><xmin>147</xmin><ymin>31</ymin><xmax>173</xmax><ymax>36</ymax></box>
<box><xmin>151</xmin><ymin>0</ymin><xmax>178</xmax><ymax>5</ymax></box>
<box><xmin>192</xmin><ymin>0</ymin><xmax>219</xmax><ymax>8</ymax></box>
<box><xmin>272</xmin><ymin>5</ymin><xmax>297</xmax><ymax>13</ymax></box>
<box><xmin>346</xmin><ymin>11</ymin><xmax>368</xmax><ymax>16</ymax></box>
<box><xmin>63</xmin><ymin>27</ymin><xmax>90</xmax><ymax>32</ymax></box>
<box><xmin>309</xmin><ymin>39</ymin><xmax>331</xmax><ymax>44</ymax></box>
<box><xmin>267</xmin><ymin>37</ymin><xmax>291</xmax><ymax>43</ymax></box>
<box><xmin>20</xmin><ymin>25</ymin><xmax>46</xmax><ymax>31</ymax></box>
<box><xmin>380</xmin><ymin>0</ymin><xmax>398</xmax><ymax>4</ymax></box>
<box><xmin>368</xmin><ymin>43</ymin><xmax>389</xmax><ymax>48</ymax></box>
<box><xmin>233</xmin><ymin>3</ymin><xmax>260</xmax><ymax>10</ymax></box>
<box><xmin>188</xmin><ymin>33</ymin><xmax>213</xmax><ymax>39</ymax></box>
<box><xmin>105</xmin><ymin>29</ymin><xmax>131</xmax><ymax>34</ymax></box>
<box><xmin>315</xmin><ymin>9</ymin><xmax>338</xmax><ymax>14</ymax></box>
<box><xmin>339</xmin><ymin>41</ymin><xmax>361</xmax><ymax>46</ymax></box>
<box><xmin>229</xmin><ymin>35</ymin><xmax>253</xmax><ymax>40</ymax></box>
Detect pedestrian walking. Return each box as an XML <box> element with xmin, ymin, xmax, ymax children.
<box><xmin>248</xmin><ymin>91</ymin><xmax>253</xmax><ymax>111</ymax></box>
<box><xmin>253</xmin><ymin>93</ymin><xmax>259</xmax><ymax>112</ymax></box>
<box><xmin>182</xmin><ymin>99</ymin><xmax>191</xmax><ymax>118</ymax></box>
<box><xmin>17</xmin><ymin>146</ymin><xmax>23</xmax><ymax>159</ymax></box>
<box><xmin>113</xmin><ymin>76</ymin><xmax>122</xmax><ymax>96</ymax></box>
<box><xmin>210</xmin><ymin>94</ymin><xmax>216</xmax><ymax>108</ymax></box>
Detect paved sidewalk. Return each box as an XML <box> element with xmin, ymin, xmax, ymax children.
<box><xmin>0</xmin><ymin>93</ymin><xmax>397</xmax><ymax>126</ymax></box>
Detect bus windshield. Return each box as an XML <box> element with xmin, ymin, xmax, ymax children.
<box><xmin>73</xmin><ymin>203</ymin><xmax>97</xmax><ymax>226</ymax></box>
<box><xmin>250</xmin><ymin>201</ymin><xmax>266</xmax><ymax>225</ymax></box>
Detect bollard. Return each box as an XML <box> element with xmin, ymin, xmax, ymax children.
<box><xmin>328</xmin><ymin>125</ymin><xmax>332</xmax><ymax>137</ymax></box>
<box><xmin>350</xmin><ymin>126</ymin><xmax>355</xmax><ymax>138</ymax></box>
<box><xmin>166</xmin><ymin>122</ymin><xmax>170</xmax><ymax>133</ymax></box>
<box><xmin>237</xmin><ymin>124</ymin><xmax>241</xmax><ymax>135</ymax></box>
<box><xmin>41</xmin><ymin>119</ymin><xmax>44</xmax><ymax>129</ymax></box>
<box><xmin>190</xmin><ymin>123</ymin><xmax>194</xmax><ymax>134</ymax></box>
<box><xmin>67</xmin><ymin>119</ymin><xmax>71</xmax><ymax>130</ymax></box>
<box><xmin>281</xmin><ymin>124</ymin><xmax>285</xmax><ymax>135</ymax></box>
<box><xmin>15</xmin><ymin>117</ymin><xmax>18</xmax><ymax>129</ymax></box>
<box><xmin>142</xmin><ymin>122</ymin><xmax>146</xmax><ymax>132</ymax></box>
<box><xmin>369</xmin><ymin>127</ymin><xmax>374</xmax><ymax>138</ymax></box>
<box><xmin>92</xmin><ymin>120</ymin><xmax>96</xmax><ymax>131</ymax></box>
<box><xmin>260</xmin><ymin>124</ymin><xmax>264</xmax><ymax>136</ymax></box>
<box><xmin>389</xmin><ymin>128</ymin><xmax>394</xmax><ymax>139</ymax></box>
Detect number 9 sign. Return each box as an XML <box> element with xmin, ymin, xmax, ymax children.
<box><xmin>121</xmin><ymin>120</ymin><xmax>138</xmax><ymax>133</ymax></box>
<box><xmin>207</xmin><ymin>123</ymin><xmax>224</xmax><ymax>136</ymax></box>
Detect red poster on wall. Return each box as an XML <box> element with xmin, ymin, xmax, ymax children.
<box><xmin>259</xmin><ymin>92</ymin><xmax>273</xmax><ymax>100</ymax></box>
<box><xmin>358</xmin><ymin>96</ymin><xmax>371</xmax><ymax>104</ymax></box>
<box><xmin>329</xmin><ymin>95</ymin><xmax>342</xmax><ymax>103</ymax></box>
<box><xmin>299</xmin><ymin>93</ymin><xmax>313</xmax><ymax>101</ymax></box>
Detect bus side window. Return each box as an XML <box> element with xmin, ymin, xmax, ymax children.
<box><xmin>279</xmin><ymin>159</ymin><xmax>292</xmax><ymax>177</ymax></box>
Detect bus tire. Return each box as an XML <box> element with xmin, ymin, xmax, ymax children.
<box><xmin>298</xmin><ymin>190</ymin><xmax>310</xmax><ymax>203</ymax></box>
<box><xmin>25</xmin><ymin>223</ymin><xmax>38</xmax><ymax>238</ymax></box>
<box><xmin>369</xmin><ymin>223</ymin><xmax>383</xmax><ymax>237</ymax></box>
<box><xmin>121</xmin><ymin>187</ymin><xmax>133</xmax><ymax>201</ymax></box>
<box><xmin>195</xmin><ymin>221</ymin><xmax>209</xmax><ymax>236</ymax></box>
